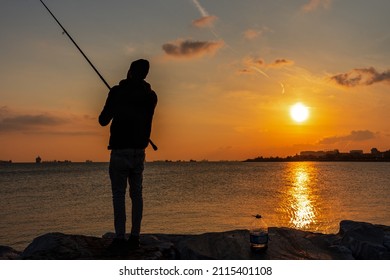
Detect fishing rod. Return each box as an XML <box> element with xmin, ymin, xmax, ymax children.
<box><xmin>38</xmin><ymin>0</ymin><xmax>158</xmax><ymax>151</ymax></box>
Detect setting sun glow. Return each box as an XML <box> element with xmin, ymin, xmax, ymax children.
<box><xmin>290</xmin><ymin>103</ymin><xmax>310</xmax><ymax>123</ymax></box>
<box><xmin>1</xmin><ymin>1</ymin><xmax>390</xmax><ymax>162</ymax></box>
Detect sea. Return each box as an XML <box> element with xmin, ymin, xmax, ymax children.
<box><xmin>1</xmin><ymin>161</ymin><xmax>389</xmax><ymax>250</ymax></box>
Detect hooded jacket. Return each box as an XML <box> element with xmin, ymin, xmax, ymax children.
<box><xmin>99</xmin><ymin>78</ymin><xmax>157</xmax><ymax>149</ymax></box>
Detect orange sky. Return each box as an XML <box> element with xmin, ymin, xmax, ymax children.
<box><xmin>1</xmin><ymin>0</ymin><xmax>390</xmax><ymax>162</ymax></box>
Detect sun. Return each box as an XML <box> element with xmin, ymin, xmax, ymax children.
<box><xmin>290</xmin><ymin>102</ymin><xmax>309</xmax><ymax>123</ymax></box>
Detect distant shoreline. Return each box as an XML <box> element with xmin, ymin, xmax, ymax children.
<box><xmin>2</xmin><ymin>147</ymin><xmax>389</xmax><ymax>164</ymax></box>
<box><xmin>245</xmin><ymin>147</ymin><xmax>390</xmax><ymax>162</ymax></box>
<box><xmin>243</xmin><ymin>158</ymin><xmax>390</xmax><ymax>162</ymax></box>
<box><xmin>2</xmin><ymin>159</ymin><xmax>390</xmax><ymax>164</ymax></box>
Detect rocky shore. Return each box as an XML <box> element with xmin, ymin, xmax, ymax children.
<box><xmin>1</xmin><ymin>220</ymin><xmax>389</xmax><ymax>260</ymax></box>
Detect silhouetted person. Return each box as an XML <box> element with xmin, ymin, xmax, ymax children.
<box><xmin>99</xmin><ymin>59</ymin><xmax>157</xmax><ymax>254</ymax></box>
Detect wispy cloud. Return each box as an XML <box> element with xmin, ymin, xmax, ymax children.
<box><xmin>162</xmin><ymin>39</ymin><xmax>224</xmax><ymax>59</ymax></box>
<box><xmin>243</xmin><ymin>29</ymin><xmax>262</xmax><ymax>40</ymax></box>
<box><xmin>163</xmin><ymin>1</ymin><xmax>221</xmax><ymax>61</ymax></box>
<box><xmin>0</xmin><ymin>108</ymin><xmax>99</xmax><ymax>136</ymax></box>
<box><xmin>318</xmin><ymin>130</ymin><xmax>377</xmax><ymax>145</ymax></box>
<box><xmin>238</xmin><ymin>57</ymin><xmax>290</xmax><ymax>94</ymax></box>
<box><xmin>192</xmin><ymin>15</ymin><xmax>218</xmax><ymax>28</ymax></box>
<box><xmin>302</xmin><ymin>0</ymin><xmax>332</xmax><ymax>13</ymax></box>
<box><xmin>0</xmin><ymin>106</ymin><xmax>10</xmax><ymax>117</ymax></box>
<box><xmin>330</xmin><ymin>67</ymin><xmax>390</xmax><ymax>87</ymax></box>
<box><xmin>243</xmin><ymin>27</ymin><xmax>272</xmax><ymax>40</ymax></box>
<box><xmin>240</xmin><ymin>57</ymin><xmax>294</xmax><ymax>73</ymax></box>
<box><xmin>124</xmin><ymin>45</ymin><xmax>136</xmax><ymax>55</ymax></box>
<box><xmin>269</xmin><ymin>59</ymin><xmax>295</xmax><ymax>68</ymax></box>
<box><xmin>191</xmin><ymin>0</ymin><xmax>220</xmax><ymax>40</ymax></box>
<box><xmin>0</xmin><ymin>113</ymin><xmax>66</xmax><ymax>132</ymax></box>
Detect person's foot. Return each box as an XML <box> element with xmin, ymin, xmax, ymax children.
<box><xmin>127</xmin><ymin>235</ymin><xmax>140</xmax><ymax>250</ymax></box>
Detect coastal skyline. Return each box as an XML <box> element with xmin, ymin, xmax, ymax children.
<box><xmin>2</xmin><ymin>146</ymin><xmax>389</xmax><ymax>163</ymax></box>
<box><xmin>1</xmin><ymin>0</ymin><xmax>390</xmax><ymax>162</ymax></box>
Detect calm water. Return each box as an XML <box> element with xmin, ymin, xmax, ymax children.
<box><xmin>1</xmin><ymin>161</ymin><xmax>389</xmax><ymax>250</ymax></box>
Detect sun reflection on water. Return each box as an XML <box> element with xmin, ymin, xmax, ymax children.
<box><xmin>281</xmin><ymin>162</ymin><xmax>319</xmax><ymax>230</ymax></box>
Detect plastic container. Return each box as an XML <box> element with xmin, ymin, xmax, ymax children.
<box><xmin>249</xmin><ymin>214</ymin><xmax>269</xmax><ymax>252</ymax></box>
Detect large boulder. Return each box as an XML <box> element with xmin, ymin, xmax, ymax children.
<box><xmin>265</xmin><ymin>227</ymin><xmax>344</xmax><ymax>259</ymax></box>
<box><xmin>334</xmin><ymin>220</ymin><xmax>390</xmax><ymax>260</ymax></box>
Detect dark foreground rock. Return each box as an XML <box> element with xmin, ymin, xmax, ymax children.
<box><xmin>0</xmin><ymin>246</ymin><xmax>21</xmax><ymax>260</ymax></box>
<box><xmin>2</xmin><ymin>220</ymin><xmax>389</xmax><ymax>260</ymax></box>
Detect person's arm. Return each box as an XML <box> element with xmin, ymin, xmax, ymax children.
<box><xmin>98</xmin><ymin>88</ymin><xmax>117</xmax><ymax>126</ymax></box>
<box><xmin>151</xmin><ymin>90</ymin><xmax>158</xmax><ymax>108</ymax></box>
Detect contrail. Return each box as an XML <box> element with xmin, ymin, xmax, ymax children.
<box><xmin>192</xmin><ymin>0</ymin><xmax>208</xmax><ymax>17</ymax></box>
<box><xmin>191</xmin><ymin>0</ymin><xmax>285</xmax><ymax>94</ymax></box>
<box><xmin>251</xmin><ymin>66</ymin><xmax>285</xmax><ymax>94</ymax></box>
<box><xmin>251</xmin><ymin>66</ymin><xmax>271</xmax><ymax>79</ymax></box>
<box><xmin>280</xmin><ymin>82</ymin><xmax>285</xmax><ymax>94</ymax></box>
<box><xmin>192</xmin><ymin>0</ymin><xmax>221</xmax><ymax>40</ymax></box>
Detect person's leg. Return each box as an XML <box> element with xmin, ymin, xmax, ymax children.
<box><xmin>109</xmin><ymin>150</ymin><xmax>129</xmax><ymax>239</ymax></box>
<box><xmin>128</xmin><ymin>150</ymin><xmax>145</xmax><ymax>238</ymax></box>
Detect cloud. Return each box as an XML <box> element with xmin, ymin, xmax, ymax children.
<box><xmin>302</xmin><ymin>0</ymin><xmax>332</xmax><ymax>13</ymax></box>
<box><xmin>0</xmin><ymin>109</ymin><xmax>99</xmax><ymax>136</ymax></box>
<box><xmin>243</xmin><ymin>27</ymin><xmax>272</xmax><ymax>40</ymax></box>
<box><xmin>192</xmin><ymin>15</ymin><xmax>218</xmax><ymax>28</ymax></box>
<box><xmin>239</xmin><ymin>57</ymin><xmax>294</xmax><ymax>74</ymax></box>
<box><xmin>330</xmin><ymin>67</ymin><xmax>390</xmax><ymax>87</ymax></box>
<box><xmin>269</xmin><ymin>59</ymin><xmax>295</xmax><ymax>68</ymax></box>
<box><xmin>162</xmin><ymin>39</ymin><xmax>224</xmax><ymax>59</ymax></box>
<box><xmin>243</xmin><ymin>29</ymin><xmax>262</xmax><ymax>40</ymax></box>
<box><xmin>246</xmin><ymin>57</ymin><xmax>265</xmax><ymax>67</ymax></box>
<box><xmin>0</xmin><ymin>106</ymin><xmax>10</xmax><ymax>117</ymax></box>
<box><xmin>124</xmin><ymin>45</ymin><xmax>136</xmax><ymax>55</ymax></box>
<box><xmin>318</xmin><ymin>130</ymin><xmax>377</xmax><ymax>145</ymax></box>
<box><xmin>237</xmin><ymin>69</ymin><xmax>253</xmax><ymax>75</ymax></box>
<box><xmin>0</xmin><ymin>114</ymin><xmax>66</xmax><ymax>132</ymax></box>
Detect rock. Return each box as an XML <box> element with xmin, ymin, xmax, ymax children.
<box><xmin>266</xmin><ymin>227</ymin><xmax>339</xmax><ymax>260</ymax></box>
<box><xmin>384</xmin><ymin>234</ymin><xmax>390</xmax><ymax>250</ymax></box>
<box><xmin>0</xmin><ymin>246</ymin><xmax>21</xmax><ymax>260</ymax></box>
<box><xmin>152</xmin><ymin>230</ymin><xmax>254</xmax><ymax>260</ymax></box>
<box><xmin>336</xmin><ymin>220</ymin><xmax>390</xmax><ymax>259</ymax></box>
<box><xmin>328</xmin><ymin>245</ymin><xmax>354</xmax><ymax>259</ymax></box>
<box><xmin>18</xmin><ymin>230</ymin><xmax>255</xmax><ymax>260</ymax></box>
<box><xmin>104</xmin><ymin>230</ymin><xmax>251</xmax><ymax>260</ymax></box>
<box><xmin>2</xmin><ymin>220</ymin><xmax>388</xmax><ymax>260</ymax></box>
<box><xmin>21</xmin><ymin>232</ymin><xmax>110</xmax><ymax>260</ymax></box>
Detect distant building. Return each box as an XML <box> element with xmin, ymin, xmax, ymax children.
<box><xmin>326</xmin><ymin>149</ymin><xmax>340</xmax><ymax>155</ymax></box>
<box><xmin>35</xmin><ymin>156</ymin><xmax>42</xmax><ymax>163</ymax></box>
<box><xmin>371</xmin><ymin>148</ymin><xmax>380</xmax><ymax>155</ymax></box>
<box><xmin>300</xmin><ymin>151</ymin><xmax>326</xmax><ymax>158</ymax></box>
<box><xmin>300</xmin><ymin>150</ymin><xmax>339</xmax><ymax>158</ymax></box>
<box><xmin>371</xmin><ymin>148</ymin><xmax>384</xmax><ymax>159</ymax></box>
<box><xmin>350</xmin><ymin>150</ymin><xmax>363</xmax><ymax>155</ymax></box>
